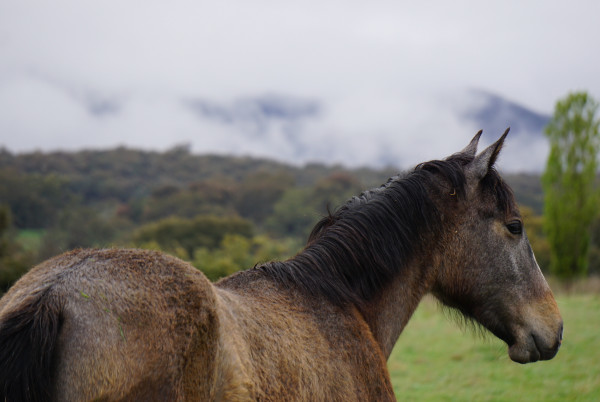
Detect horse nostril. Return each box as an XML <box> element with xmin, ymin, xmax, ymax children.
<box><xmin>554</xmin><ymin>323</ymin><xmax>564</xmax><ymax>351</ymax></box>
<box><xmin>559</xmin><ymin>323</ymin><xmax>564</xmax><ymax>343</ymax></box>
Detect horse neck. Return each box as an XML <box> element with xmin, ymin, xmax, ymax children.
<box><xmin>280</xmin><ymin>176</ymin><xmax>443</xmax><ymax>356</ymax></box>
<box><xmin>358</xmin><ymin>257</ymin><xmax>438</xmax><ymax>358</ymax></box>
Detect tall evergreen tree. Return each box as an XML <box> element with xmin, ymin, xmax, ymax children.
<box><xmin>542</xmin><ymin>92</ymin><xmax>600</xmax><ymax>279</ymax></box>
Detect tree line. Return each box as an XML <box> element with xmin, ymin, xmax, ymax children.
<box><xmin>0</xmin><ymin>148</ymin><xmax>397</xmax><ymax>290</ymax></box>
<box><xmin>1</xmin><ymin>91</ymin><xmax>599</xmax><ymax>291</ymax></box>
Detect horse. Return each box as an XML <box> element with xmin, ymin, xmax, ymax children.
<box><xmin>0</xmin><ymin>130</ymin><xmax>563</xmax><ymax>401</ymax></box>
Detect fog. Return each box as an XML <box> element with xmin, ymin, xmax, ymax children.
<box><xmin>1</xmin><ymin>1</ymin><xmax>599</xmax><ymax>171</ymax></box>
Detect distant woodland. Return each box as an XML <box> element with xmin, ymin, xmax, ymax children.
<box><xmin>1</xmin><ymin>146</ymin><xmax>598</xmax><ymax>292</ymax></box>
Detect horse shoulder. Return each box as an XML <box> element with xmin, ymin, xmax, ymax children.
<box><xmin>214</xmin><ymin>274</ymin><xmax>396</xmax><ymax>401</ymax></box>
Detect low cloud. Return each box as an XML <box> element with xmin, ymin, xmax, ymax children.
<box><xmin>0</xmin><ymin>1</ymin><xmax>598</xmax><ymax>172</ymax></box>
<box><xmin>0</xmin><ymin>74</ymin><xmax>550</xmax><ymax>171</ymax></box>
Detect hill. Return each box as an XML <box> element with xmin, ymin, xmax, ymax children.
<box><xmin>0</xmin><ymin>147</ymin><xmax>551</xmax><ymax>290</ymax></box>
<box><xmin>0</xmin><ymin>146</ymin><xmax>543</xmax><ymax>227</ymax></box>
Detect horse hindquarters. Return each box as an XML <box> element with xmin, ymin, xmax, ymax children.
<box><xmin>0</xmin><ymin>249</ymin><xmax>223</xmax><ymax>401</ymax></box>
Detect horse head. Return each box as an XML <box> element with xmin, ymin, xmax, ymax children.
<box><xmin>431</xmin><ymin>130</ymin><xmax>563</xmax><ymax>363</ymax></box>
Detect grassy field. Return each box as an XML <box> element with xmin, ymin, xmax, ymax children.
<box><xmin>15</xmin><ymin>229</ymin><xmax>45</xmax><ymax>252</ymax></box>
<box><xmin>389</xmin><ymin>293</ymin><xmax>600</xmax><ymax>401</ymax></box>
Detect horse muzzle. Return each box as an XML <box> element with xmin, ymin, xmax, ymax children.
<box><xmin>508</xmin><ymin>322</ymin><xmax>563</xmax><ymax>364</ymax></box>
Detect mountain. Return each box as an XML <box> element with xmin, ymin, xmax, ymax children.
<box><xmin>464</xmin><ymin>89</ymin><xmax>551</xmax><ymax>141</ymax></box>
<box><xmin>179</xmin><ymin>90</ymin><xmax>553</xmax><ymax>172</ymax></box>
<box><xmin>0</xmin><ymin>81</ymin><xmax>554</xmax><ymax>172</ymax></box>
<box><xmin>460</xmin><ymin>90</ymin><xmax>551</xmax><ymax>172</ymax></box>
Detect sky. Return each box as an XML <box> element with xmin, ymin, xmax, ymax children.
<box><xmin>1</xmin><ymin>1</ymin><xmax>599</xmax><ymax>171</ymax></box>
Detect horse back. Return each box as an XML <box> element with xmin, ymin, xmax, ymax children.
<box><xmin>0</xmin><ymin>248</ymin><xmax>221</xmax><ymax>401</ymax></box>
<box><xmin>214</xmin><ymin>272</ymin><xmax>396</xmax><ymax>401</ymax></box>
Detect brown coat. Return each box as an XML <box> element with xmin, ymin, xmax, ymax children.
<box><xmin>0</xmin><ymin>248</ymin><xmax>395</xmax><ymax>401</ymax></box>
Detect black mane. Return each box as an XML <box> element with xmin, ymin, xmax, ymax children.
<box><xmin>257</xmin><ymin>152</ymin><xmax>512</xmax><ymax>307</ymax></box>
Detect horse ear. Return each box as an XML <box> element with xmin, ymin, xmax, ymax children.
<box><xmin>461</xmin><ymin>130</ymin><xmax>483</xmax><ymax>158</ymax></box>
<box><xmin>469</xmin><ymin>128</ymin><xmax>509</xmax><ymax>178</ymax></box>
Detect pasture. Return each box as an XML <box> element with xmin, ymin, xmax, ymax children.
<box><xmin>389</xmin><ymin>292</ymin><xmax>600</xmax><ymax>401</ymax></box>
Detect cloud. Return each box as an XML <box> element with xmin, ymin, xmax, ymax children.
<box><xmin>0</xmin><ymin>1</ymin><xmax>599</xmax><ymax>172</ymax></box>
<box><xmin>0</xmin><ymin>72</ymin><xmax>557</xmax><ymax>172</ymax></box>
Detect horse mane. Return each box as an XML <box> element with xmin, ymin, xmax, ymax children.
<box><xmin>257</xmin><ymin>152</ymin><xmax>512</xmax><ymax>307</ymax></box>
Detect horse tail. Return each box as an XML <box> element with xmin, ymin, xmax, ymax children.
<box><xmin>0</xmin><ymin>289</ymin><xmax>62</xmax><ymax>402</ymax></box>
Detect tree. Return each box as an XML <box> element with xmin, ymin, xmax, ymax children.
<box><xmin>542</xmin><ymin>92</ymin><xmax>600</xmax><ymax>279</ymax></box>
<box><xmin>192</xmin><ymin>234</ymin><xmax>301</xmax><ymax>281</ymax></box>
<box><xmin>589</xmin><ymin>215</ymin><xmax>600</xmax><ymax>275</ymax></box>
<box><xmin>0</xmin><ymin>206</ymin><xmax>34</xmax><ymax>292</ymax></box>
<box><xmin>520</xmin><ymin>206</ymin><xmax>551</xmax><ymax>272</ymax></box>
<box><xmin>265</xmin><ymin>172</ymin><xmax>363</xmax><ymax>239</ymax></box>
<box><xmin>132</xmin><ymin>215</ymin><xmax>254</xmax><ymax>258</ymax></box>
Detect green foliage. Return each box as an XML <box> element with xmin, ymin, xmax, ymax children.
<box><xmin>521</xmin><ymin>206</ymin><xmax>551</xmax><ymax>271</ymax></box>
<box><xmin>233</xmin><ymin>171</ymin><xmax>295</xmax><ymax>224</ymax></box>
<box><xmin>0</xmin><ymin>147</ymin><xmax>302</xmax><ymax>209</ymax></box>
<box><xmin>37</xmin><ymin>206</ymin><xmax>122</xmax><ymax>260</ymax></box>
<box><xmin>589</xmin><ymin>216</ymin><xmax>600</xmax><ymax>275</ymax></box>
<box><xmin>505</xmin><ymin>173</ymin><xmax>545</xmax><ymax>214</ymax></box>
<box><xmin>192</xmin><ymin>234</ymin><xmax>300</xmax><ymax>281</ymax></box>
<box><xmin>265</xmin><ymin>188</ymin><xmax>318</xmax><ymax>239</ymax></box>
<box><xmin>0</xmin><ymin>144</ymin><xmax>555</xmax><ymax>287</ymax></box>
<box><xmin>133</xmin><ymin>215</ymin><xmax>254</xmax><ymax>258</ymax></box>
<box><xmin>141</xmin><ymin>179</ymin><xmax>238</xmax><ymax>222</ymax></box>
<box><xmin>542</xmin><ymin>92</ymin><xmax>600</xmax><ymax>279</ymax></box>
<box><xmin>266</xmin><ymin>172</ymin><xmax>364</xmax><ymax>239</ymax></box>
<box><xmin>0</xmin><ymin>206</ymin><xmax>34</xmax><ymax>291</ymax></box>
<box><xmin>16</xmin><ymin>230</ymin><xmax>45</xmax><ymax>252</ymax></box>
<box><xmin>0</xmin><ymin>169</ymin><xmax>75</xmax><ymax>228</ymax></box>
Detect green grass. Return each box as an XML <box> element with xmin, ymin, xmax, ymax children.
<box><xmin>389</xmin><ymin>293</ymin><xmax>600</xmax><ymax>401</ymax></box>
<box><xmin>16</xmin><ymin>229</ymin><xmax>45</xmax><ymax>252</ymax></box>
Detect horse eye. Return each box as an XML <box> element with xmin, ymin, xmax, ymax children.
<box><xmin>506</xmin><ymin>221</ymin><xmax>523</xmax><ymax>235</ymax></box>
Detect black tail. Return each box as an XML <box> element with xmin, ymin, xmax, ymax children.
<box><xmin>0</xmin><ymin>290</ymin><xmax>62</xmax><ymax>401</ymax></box>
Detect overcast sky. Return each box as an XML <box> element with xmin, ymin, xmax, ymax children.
<box><xmin>1</xmin><ymin>1</ymin><xmax>599</xmax><ymax>171</ymax></box>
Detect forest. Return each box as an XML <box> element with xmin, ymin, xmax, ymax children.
<box><xmin>1</xmin><ymin>145</ymin><xmax>599</xmax><ymax>292</ymax></box>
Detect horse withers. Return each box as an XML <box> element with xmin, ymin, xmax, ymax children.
<box><xmin>0</xmin><ymin>130</ymin><xmax>562</xmax><ymax>401</ymax></box>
